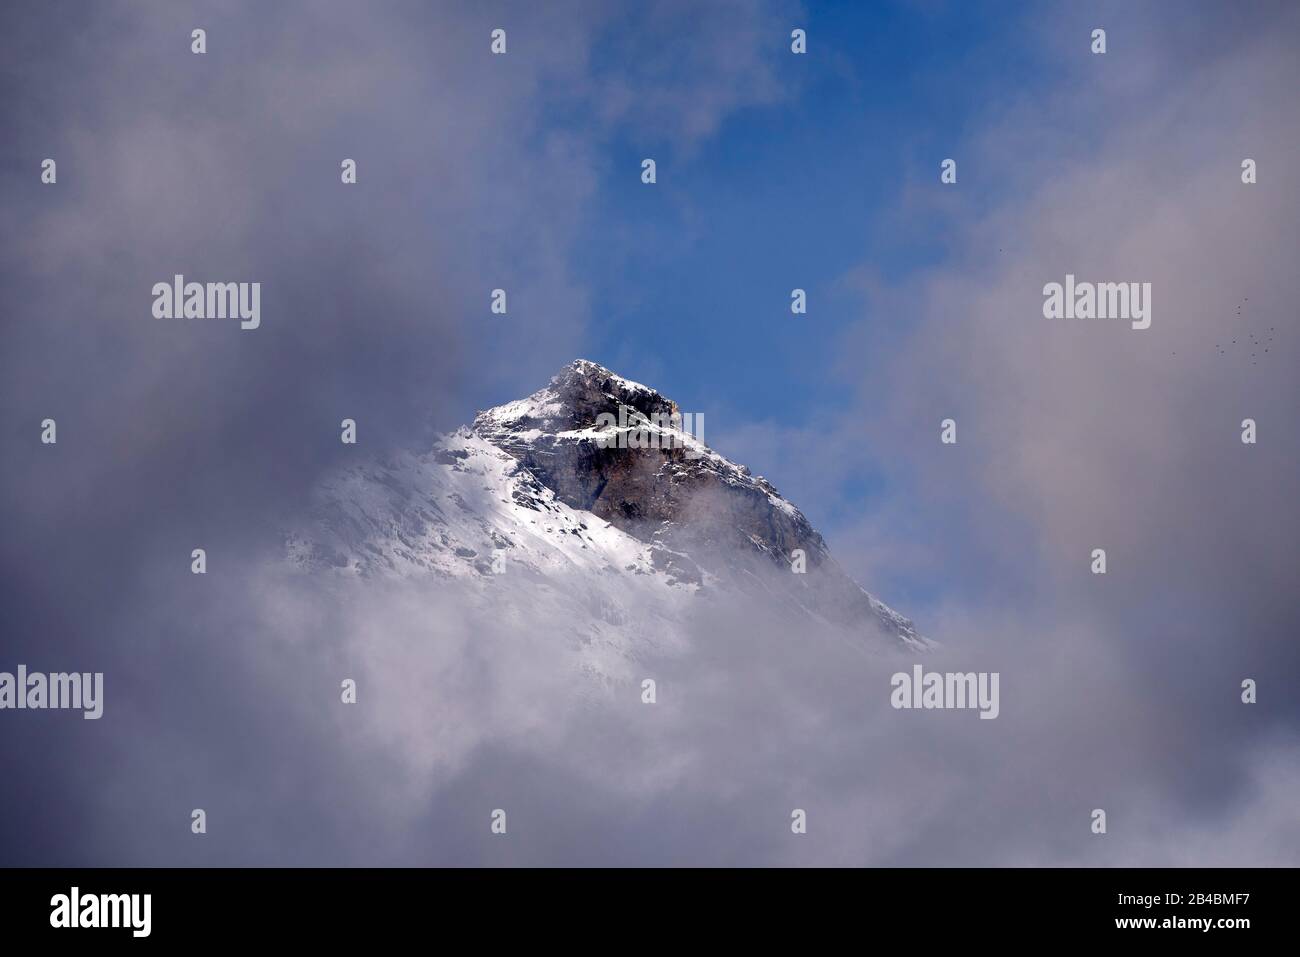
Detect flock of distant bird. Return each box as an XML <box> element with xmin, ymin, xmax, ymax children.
<box><xmin>1214</xmin><ymin>297</ymin><xmax>1275</xmax><ymax>365</ymax></box>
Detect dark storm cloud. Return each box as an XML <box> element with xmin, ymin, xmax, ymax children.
<box><xmin>0</xmin><ymin>0</ymin><xmax>799</xmax><ymax>864</ymax></box>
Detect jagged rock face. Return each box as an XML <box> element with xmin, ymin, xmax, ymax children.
<box><xmin>474</xmin><ymin>360</ymin><xmax>923</xmax><ymax>647</ymax></box>
<box><xmin>473</xmin><ymin>359</ymin><xmax>831</xmax><ymax>571</ymax></box>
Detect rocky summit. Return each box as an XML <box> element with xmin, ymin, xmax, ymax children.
<box><xmin>473</xmin><ymin>360</ymin><xmax>925</xmax><ymax>648</ymax></box>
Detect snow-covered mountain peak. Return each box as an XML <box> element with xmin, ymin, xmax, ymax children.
<box><xmin>474</xmin><ymin>360</ymin><xmax>924</xmax><ymax>649</ymax></box>
<box><xmin>474</xmin><ymin>358</ymin><xmax>677</xmax><ymax>439</ymax></box>
<box><xmin>288</xmin><ymin>360</ymin><xmax>927</xmax><ymax>653</ymax></box>
<box><xmin>475</xmin><ymin>359</ymin><xmax>794</xmax><ymax>522</ymax></box>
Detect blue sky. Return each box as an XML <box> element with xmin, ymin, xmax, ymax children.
<box><xmin>501</xmin><ymin>2</ymin><xmax>1057</xmax><ymax>614</ymax></box>
<box><xmin>572</xmin><ymin>2</ymin><xmax>1043</xmax><ymax>419</ymax></box>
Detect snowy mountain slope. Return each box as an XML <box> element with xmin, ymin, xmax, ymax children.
<box><xmin>287</xmin><ymin>360</ymin><xmax>927</xmax><ymax>659</ymax></box>
<box><xmin>284</xmin><ymin>425</ymin><xmax>701</xmax><ymax>680</ymax></box>
<box><xmin>286</xmin><ymin>426</ymin><xmax>659</xmax><ymax>582</ymax></box>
